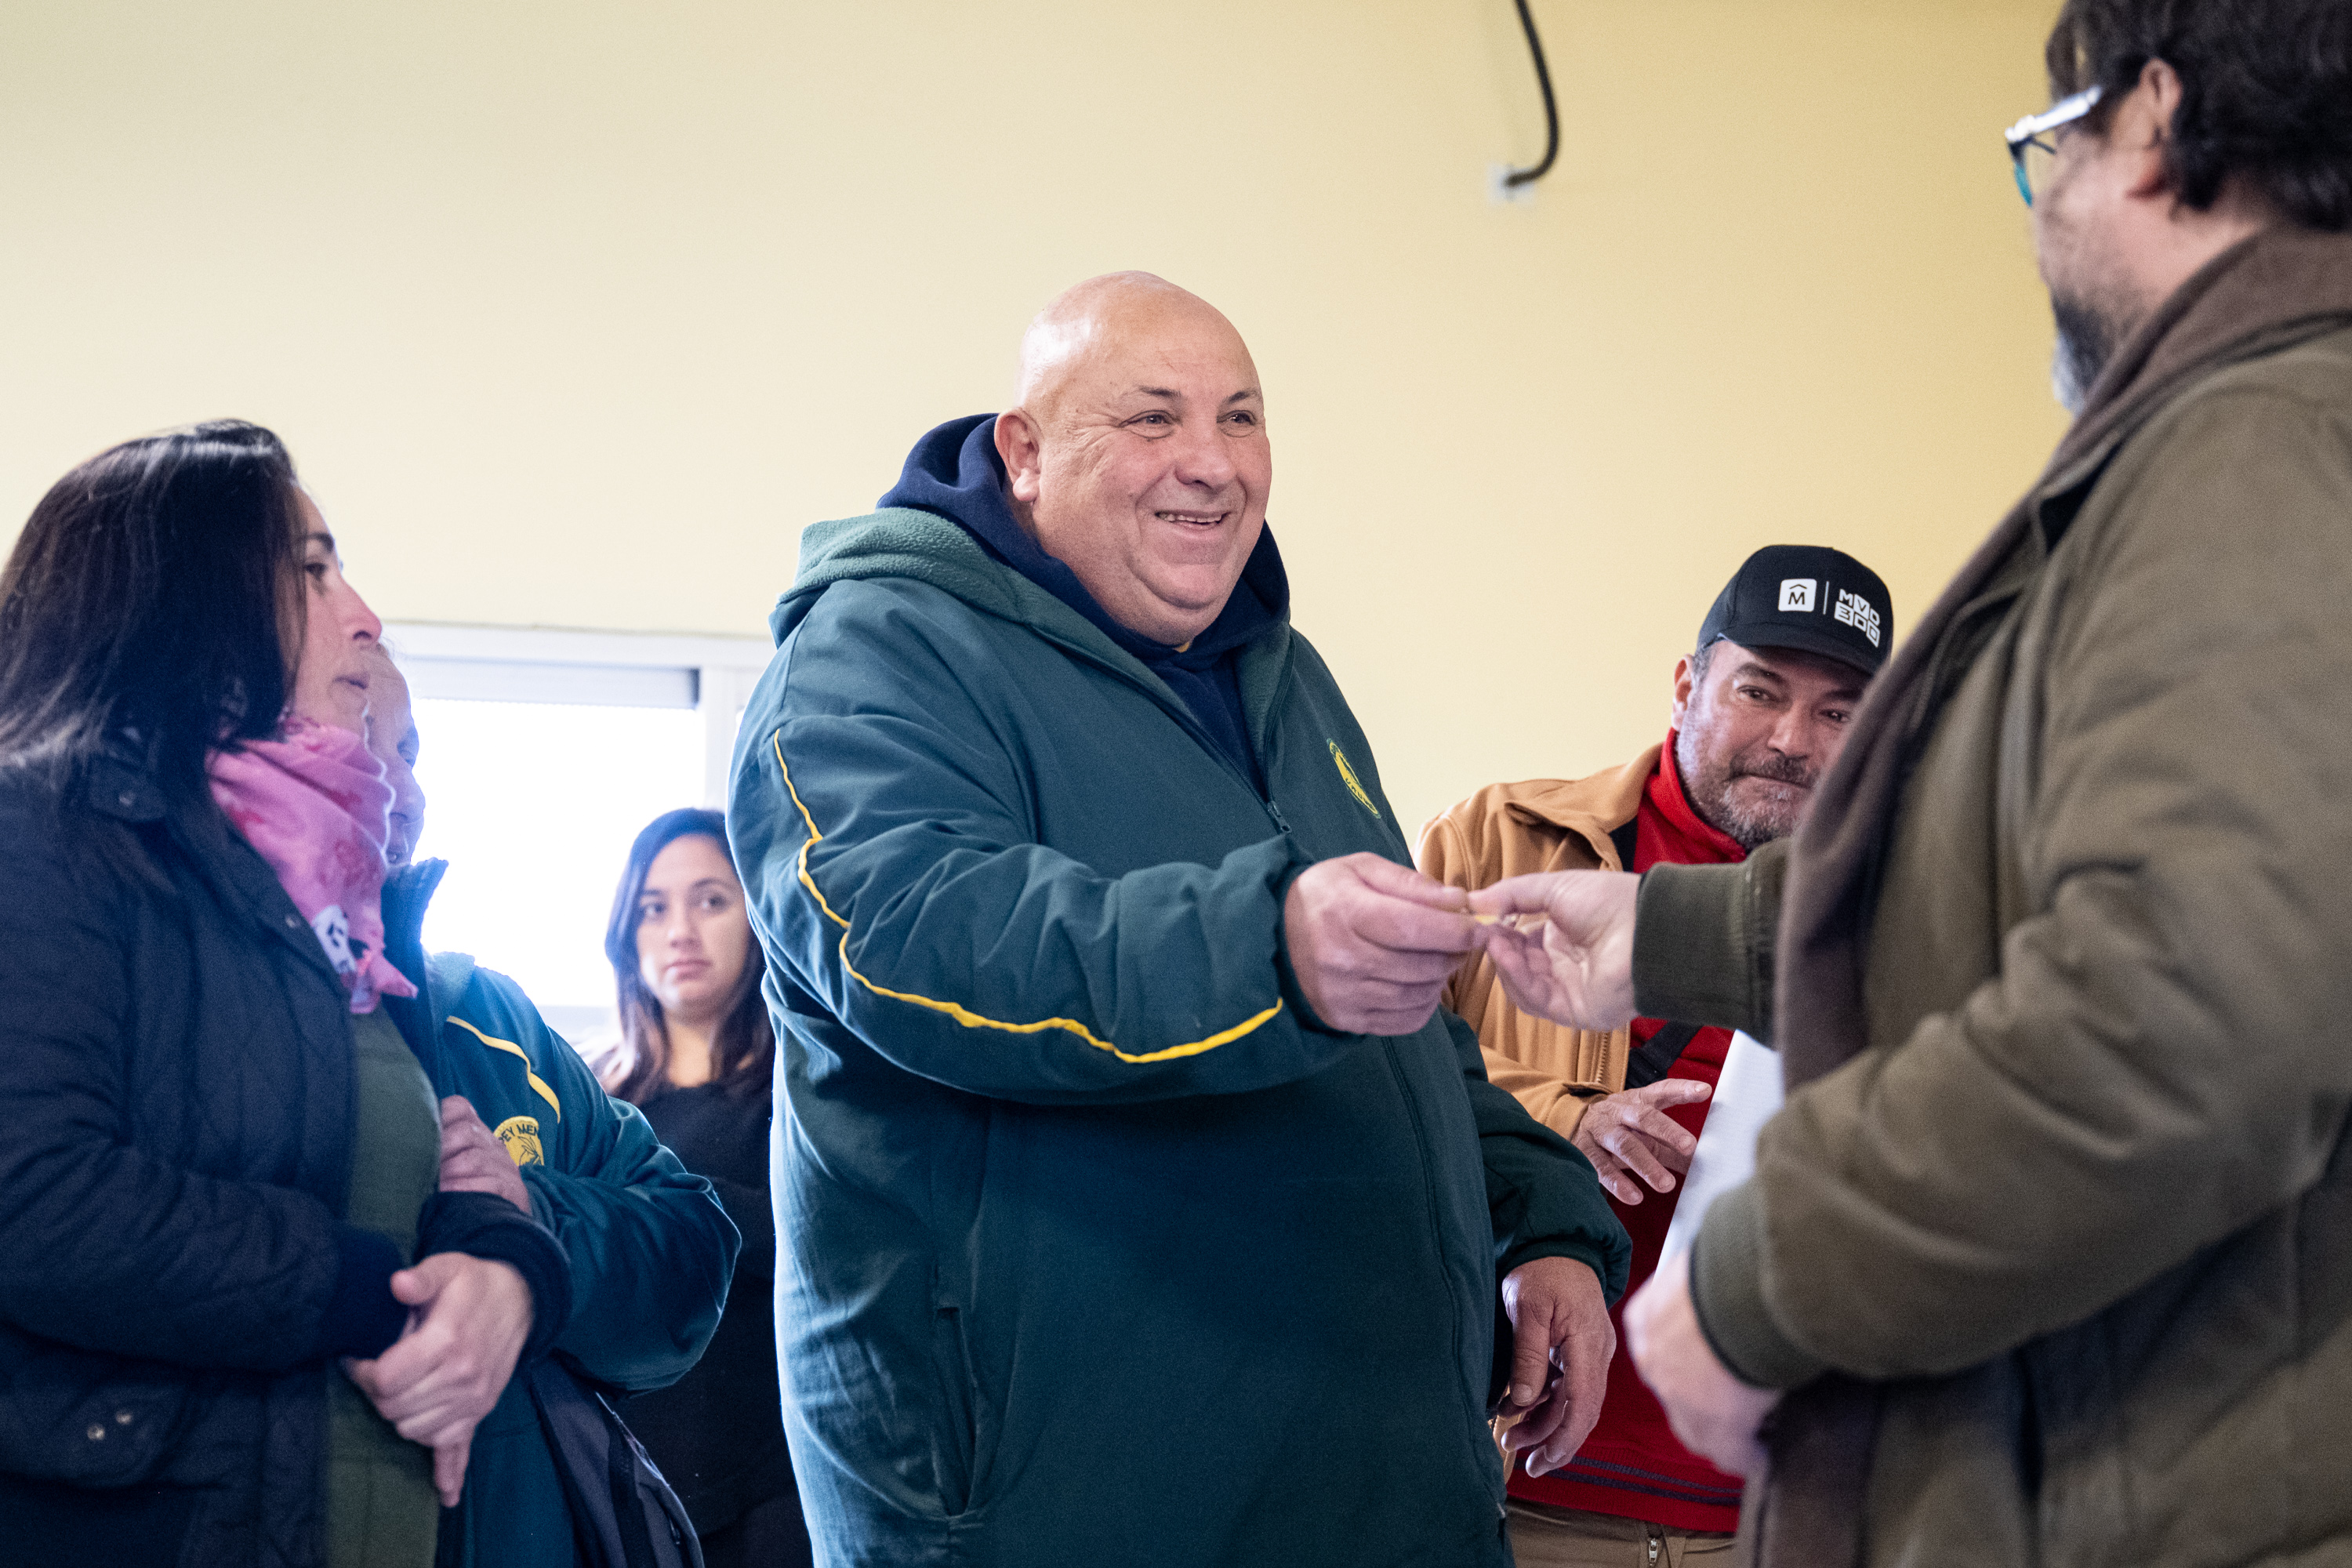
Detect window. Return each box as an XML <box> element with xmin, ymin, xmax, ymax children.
<box><xmin>385</xmin><ymin>623</ymin><xmax>771</xmax><ymax>1051</ymax></box>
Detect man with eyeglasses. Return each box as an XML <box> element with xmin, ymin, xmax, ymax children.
<box><xmin>1467</xmin><ymin>3</ymin><xmax>2352</xmax><ymax>1565</ymax></box>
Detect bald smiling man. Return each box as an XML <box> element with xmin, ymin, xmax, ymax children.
<box><xmin>727</xmin><ymin>274</ymin><xmax>1628</xmax><ymax>1566</ymax></box>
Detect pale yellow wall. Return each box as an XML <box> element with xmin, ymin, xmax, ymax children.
<box><xmin>0</xmin><ymin>1</ymin><xmax>2068</xmax><ymax>834</ymax></box>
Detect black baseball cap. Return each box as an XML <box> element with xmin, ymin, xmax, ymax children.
<box><xmin>1694</xmin><ymin>544</ymin><xmax>1893</xmax><ymax>677</ymax></box>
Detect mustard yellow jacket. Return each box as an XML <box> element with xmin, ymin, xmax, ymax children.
<box><xmin>1417</xmin><ymin>748</ymin><xmax>1658</xmax><ymax>1138</ymax></box>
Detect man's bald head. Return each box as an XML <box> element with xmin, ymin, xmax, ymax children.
<box><xmin>993</xmin><ymin>273</ymin><xmax>1271</xmax><ymax>647</ymax></box>
<box><xmin>1013</xmin><ymin>272</ymin><xmax>1254</xmax><ymax>422</ymax></box>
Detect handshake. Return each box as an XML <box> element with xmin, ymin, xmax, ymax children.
<box><xmin>1282</xmin><ymin>852</ymin><xmax>1641</xmax><ymax>1037</ymax></box>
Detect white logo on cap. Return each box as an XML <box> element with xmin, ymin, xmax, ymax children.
<box><xmin>1778</xmin><ymin>579</ymin><xmax>1817</xmax><ymax>612</ymax></box>
<box><xmin>1835</xmin><ymin>587</ymin><xmax>1883</xmax><ymax>648</ymax></box>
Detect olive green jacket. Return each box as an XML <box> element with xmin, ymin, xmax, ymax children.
<box><xmin>1638</xmin><ymin>229</ymin><xmax>2352</xmax><ymax>1567</ymax></box>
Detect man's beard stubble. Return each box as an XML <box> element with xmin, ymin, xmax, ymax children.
<box><xmin>1675</xmin><ymin>728</ymin><xmax>1818</xmax><ymax>853</ymax></box>
<box><xmin>2050</xmin><ymin>292</ymin><xmax>2121</xmax><ymax>415</ymax></box>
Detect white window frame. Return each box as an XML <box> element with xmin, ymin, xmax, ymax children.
<box><xmin>383</xmin><ymin>622</ymin><xmax>773</xmax><ymax>809</ymax></box>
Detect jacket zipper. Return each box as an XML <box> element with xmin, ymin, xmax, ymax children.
<box><xmin>1034</xmin><ymin>624</ymin><xmax>1297</xmax><ymax>837</ymax></box>
<box><xmin>1041</xmin><ymin>619</ymin><xmax>1485</xmax><ymax>1469</ymax></box>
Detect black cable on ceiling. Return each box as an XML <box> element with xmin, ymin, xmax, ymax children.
<box><xmin>1501</xmin><ymin>0</ymin><xmax>1559</xmax><ymax>191</ymax></box>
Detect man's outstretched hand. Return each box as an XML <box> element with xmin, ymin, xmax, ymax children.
<box><xmin>1575</xmin><ymin>1079</ymin><xmax>1712</xmax><ymax>1205</ymax></box>
<box><xmin>1283</xmin><ymin>855</ymin><xmax>1483</xmax><ymax>1036</ymax></box>
<box><xmin>1495</xmin><ymin>1255</ymin><xmax>1615</xmax><ymax>1478</ymax></box>
<box><xmin>1469</xmin><ymin>870</ymin><xmax>1641</xmax><ymax>1033</ymax></box>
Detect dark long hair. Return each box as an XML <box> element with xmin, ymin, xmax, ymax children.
<box><xmin>598</xmin><ymin>808</ymin><xmax>775</xmax><ymax>1105</ymax></box>
<box><xmin>0</xmin><ymin>421</ymin><xmax>303</xmax><ymax>806</ymax></box>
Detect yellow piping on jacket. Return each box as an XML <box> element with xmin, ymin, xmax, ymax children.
<box><xmin>448</xmin><ymin>1016</ymin><xmax>562</xmax><ymax>1120</ymax></box>
<box><xmin>773</xmin><ymin>730</ymin><xmax>1284</xmax><ymax>1065</ymax></box>
<box><xmin>1329</xmin><ymin>740</ymin><xmax>1380</xmax><ymax>819</ymax></box>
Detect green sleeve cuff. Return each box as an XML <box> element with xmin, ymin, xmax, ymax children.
<box><xmin>1499</xmin><ymin>1237</ymin><xmax>1621</xmax><ymax>1303</ymax></box>
<box><xmin>1632</xmin><ymin>839</ymin><xmax>1787</xmax><ymax>1039</ymax></box>
<box><xmin>1689</xmin><ymin>1180</ymin><xmax>1828</xmax><ymax>1391</ymax></box>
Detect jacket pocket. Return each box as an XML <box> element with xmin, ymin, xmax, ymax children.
<box><xmin>0</xmin><ymin>1326</ymin><xmax>209</xmax><ymax>1487</ymax></box>
<box><xmin>927</xmin><ymin>1304</ymin><xmax>979</xmax><ymax>1518</ymax></box>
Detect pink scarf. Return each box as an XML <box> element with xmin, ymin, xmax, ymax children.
<box><xmin>208</xmin><ymin>717</ymin><xmax>418</xmax><ymax>1014</ymax></box>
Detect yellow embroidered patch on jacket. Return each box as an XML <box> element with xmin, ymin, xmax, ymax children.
<box><xmin>493</xmin><ymin>1116</ymin><xmax>546</xmax><ymax>1167</ymax></box>
<box><xmin>1329</xmin><ymin>740</ymin><xmax>1380</xmax><ymax>818</ymax></box>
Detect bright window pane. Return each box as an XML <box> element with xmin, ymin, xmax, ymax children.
<box><xmin>409</xmin><ymin>697</ymin><xmax>704</xmax><ymax>1040</ymax></box>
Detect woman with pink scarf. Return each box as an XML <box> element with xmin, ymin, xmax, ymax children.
<box><xmin>0</xmin><ymin>423</ymin><xmax>571</xmax><ymax>1568</ymax></box>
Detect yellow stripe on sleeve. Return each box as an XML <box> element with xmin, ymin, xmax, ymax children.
<box><xmin>775</xmin><ymin>732</ymin><xmax>851</xmax><ymax>932</ymax></box>
<box><xmin>771</xmin><ymin>728</ymin><xmax>1285</xmax><ymax>1064</ymax></box>
<box><xmin>448</xmin><ymin>1016</ymin><xmax>563</xmax><ymax>1120</ymax></box>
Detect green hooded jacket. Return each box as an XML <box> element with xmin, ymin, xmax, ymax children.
<box><xmin>728</xmin><ymin>507</ymin><xmax>1628</xmax><ymax>1568</ymax></box>
<box><xmin>379</xmin><ymin>862</ymin><xmax>739</xmax><ymax>1567</ymax></box>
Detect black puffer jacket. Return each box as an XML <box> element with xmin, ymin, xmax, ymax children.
<box><xmin>0</xmin><ymin>753</ymin><xmax>560</xmax><ymax>1568</ymax></box>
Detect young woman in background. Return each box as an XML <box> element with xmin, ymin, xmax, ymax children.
<box><xmin>600</xmin><ymin>808</ymin><xmax>811</xmax><ymax>1568</ymax></box>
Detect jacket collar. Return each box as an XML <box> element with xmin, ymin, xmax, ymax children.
<box><xmin>85</xmin><ymin>744</ymin><xmax>165</xmax><ymax>823</ymax></box>
<box><xmin>873</xmin><ymin>413</ymin><xmax>1291</xmax><ymax>670</ymax></box>
<box><xmin>1496</xmin><ymin>745</ymin><xmax>1661</xmax><ymax>868</ymax></box>
<box><xmin>2035</xmin><ymin>227</ymin><xmax>2352</xmax><ymax>539</ymax></box>
<box><xmin>776</xmin><ymin>505</ymin><xmax>1298</xmax><ymax>769</ymax></box>
<box><xmin>377</xmin><ymin>862</ymin><xmax>488</xmax><ymax>1027</ymax></box>
<box><xmin>380</xmin><ymin>857</ymin><xmax>452</xmax><ymax>1080</ymax></box>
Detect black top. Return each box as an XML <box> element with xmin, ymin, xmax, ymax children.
<box><xmin>628</xmin><ymin>1081</ymin><xmax>799</xmax><ymax>1539</ymax></box>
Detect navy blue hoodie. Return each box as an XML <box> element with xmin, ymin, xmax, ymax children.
<box><xmin>879</xmin><ymin>414</ymin><xmax>1280</xmax><ymax>790</ymax></box>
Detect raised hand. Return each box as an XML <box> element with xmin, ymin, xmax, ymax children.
<box><xmin>1283</xmin><ymin>854</ymin><xmax>1483</xmax><ymax>1036</ymax></box>
<box><xmin>1468</xmin><ymin>870</ymin><xmax>1641</xmax><ymax>1032</ymax></box>
<box><xmin>1495</xmin><ymin>1254</ymin><xmax>1616</xmax><ymax>1479</ymax></box>
<box><xmin>1574</xmin><ymin>1079</ymin><xmax>1714</xmax><ymax>1204</ymax></box>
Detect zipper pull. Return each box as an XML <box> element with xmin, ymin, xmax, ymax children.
<box><xmin>1266</xmin><ymin>799</ymin><xmax>1293</xmax><ymax>834</ymax></box>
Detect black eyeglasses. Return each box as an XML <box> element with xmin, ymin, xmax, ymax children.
<box><xmin>2004</xmin><ymin>86</ymin><xmax>2102</xmax><ymax>207</ymax></box>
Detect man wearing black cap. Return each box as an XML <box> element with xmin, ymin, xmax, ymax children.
<box><xmin>1418</xmin><ymin>543</ymin><xmax>1891</xmax><ymax>1567</ymax></box>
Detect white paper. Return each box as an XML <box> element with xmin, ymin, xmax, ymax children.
<box><xmin>1658</xmin><ymin>1030</ymin><xmax>1783</xmax><ymax>1265</ymax></box>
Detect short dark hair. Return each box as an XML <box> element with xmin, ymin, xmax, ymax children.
<box><xmin>2046</xmin><ymin>0</ymin><xmax>2352</xmax><ymax>230</ymax></box>
<box><xmin>0</xmin><ymin>421</ymin><xmax>302</xmax><ymax>807</ymax></box>
<box><xmin>597</xmin><ymin>808</ymin><xmax>775</xmax><ymax>1105</ymax></box>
